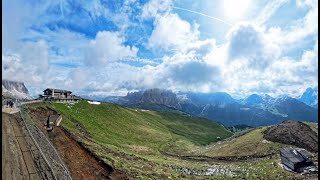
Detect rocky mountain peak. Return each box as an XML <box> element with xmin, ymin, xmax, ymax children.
<box><xmin>2</xmin><ymin>79</ymin><xmax>32</xmax><ymax>100</ymax></box>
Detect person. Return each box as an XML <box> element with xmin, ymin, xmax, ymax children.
<box><xmin>9</xmin><ymin>101</ymin><xmax>13</xmax><ymax>108</ymax></box>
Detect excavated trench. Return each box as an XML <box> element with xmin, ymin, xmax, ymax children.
<box><xmin>26</xmin><ymin>105</ymin><xmax>130</xmax><ymax>180</ymax></box>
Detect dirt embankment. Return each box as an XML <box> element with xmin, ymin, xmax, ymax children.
<box><xmin>27</xmin><ymin>105</ymin><xmax>130</xmax><ymax>180</ymax></box>
<box><xmin>263</xmin><ymin>120</ymin><xmax>318</xmax><ymax>152</ymax></box>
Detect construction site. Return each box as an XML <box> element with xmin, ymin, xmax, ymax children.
<box><xmin>2</xmin><ymin>100</ymin><xmax>128</xmax><ymax>180</ymax></box>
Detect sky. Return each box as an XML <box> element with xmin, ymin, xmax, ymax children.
<box><xmin>2</xmin><ymin>0</ymin><xmax>318</xmax><ymax>98</ymax></box>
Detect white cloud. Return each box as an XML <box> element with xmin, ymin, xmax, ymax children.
<box><xmin>141</xmin><ymin>0</ymin><xmax>172</xmax><ymax>19</ymax></box>
<box><xmin>148</xmin><ymin>13</ymin><xmax>216</xmax><ymax>54</ymax></box>
<box><xmin>2</xmin><ymin>0</ymin><xmax>58</xmax><ymax>51</ymax></box>
<box><xmin>255</xmin><ymin>0</ymin><xmax>289</xmax><ymax>25</ymax></box>
<box><xmin>296</xmin><ymin>0</ymin><xmax>317</xmax><ymax>8</ymax></box>
<box><xmin>264</xmin><ymin>1</ymin><xmax>318</xmax><ymax>47</ymax></box>
<box><xmin>200</xmin><ymin>19</ymin><xmax>317</xmax><ymax>97</ymax></box>
<box><xmin>2</xmin><ymin>40</ymin><xmax>50</xmax><ymax>83</ymax></box>
<box><xmin>58</xmin><ymin>51</ymin><xmax>223</xmax><ymax>96</ymax></box>
<box><xmin>2</xmin><ymin>53</ymin><xmax>44</xmax><ymax>85</ymax></box>
<box><xmin>146</xmin><ymin>52</ymin><xmax>224</xmax><ymax>92</ymax></box>
<box><xmin>2</xmin><ymin>0</ymin><xmax>318</xmax><ymax>98</ymax></box>
<box><xmin>85</xmin><ymin>31</ymin><xmax>138</xmax><ymax>65</ymax></box>
<box><xmin>226</xmin><ymin>23</ymin><xmax>281</xmax><ymax>70</ymax></box>
<box><xmin>20</xmin><ymin>40</ymin><xmax>50</xmax><ymax>72</ymax></box>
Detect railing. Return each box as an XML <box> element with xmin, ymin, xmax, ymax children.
<box><xmin>20</xmin><ymin>103</ymin><xmax>73</xmax><ymax>180</ymax></box>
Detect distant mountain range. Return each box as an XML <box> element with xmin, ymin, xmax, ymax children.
<box><xmin>95</xmin><ymin>88</ymin><xmax>318</xmax><ymax>127</ymax></box>
<box><xmin>3</xmin><ymin>79</ymin><xmax>317</xmax><ymax>127</ymax></box>
<box><xmin>2</xmin><ymin>79</ymin><xmax>32</xmax><ymax>100</ymax></box>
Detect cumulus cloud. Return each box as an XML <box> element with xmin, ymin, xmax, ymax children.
<box><xmin>141</xmin><ymin>0</ymin><xmax>172</xmax><ymax>19</ymax></box>
<box><xmin>148</xmin><ymin>13</ymin><xmax>216</xmax><ymax>54</ymax></box>
<box><xmin>167</xmin><ymin>60</ymin><xmax>221</xmax><ymax>87</ymax></box>
<box><xmin>3</xmin><ymin>54</ymin><xmax>43</xmax><ymax>85</ymax></box>
<box><xmin>226</xmin><ymin>23</ymin><xmax>281</xmax><ymax>70</ymax></box>
<box><xmin>148</xmin><ymin>13</ymin><xmax>198</xmax><ymax>51</ymax></box>
<box><xmin>264</xmin><ymin>0</ymin><xmax>318</xmax><ymax>47</ymax></box>
<box><xmin>63</xmin><ymin>50</ymin><xmax>223</xmax><ymax>96</ymax></box>
<box><xmin>2</xmin><ymin>0</ymin><xmax>318</xmax><ymax>98</ymax></box>
<box><xmin>275</xmin><ymin>40</ymin><xmax>318</xmax><ymax>85</ymax></box>
<box><xmin>85</xmin><ymin>31</ymin><xmax>138</xmax><ymax>65</ymax></box>
<box><xmin>145</xmin><ymin>52</ymin><xmax>224</xmax><ymax>92</ymax></box>
<box><xmin>2</xmin><ymin>40</ymin><xmax>50</xmax><ymax>84</ymax></box>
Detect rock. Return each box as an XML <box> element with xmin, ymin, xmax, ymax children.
<box><xmin>264</xmin><ymin>120</ymin><xmax>318</xmax><ymax>152</ymax></box>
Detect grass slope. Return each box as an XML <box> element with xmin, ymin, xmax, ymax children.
<box><xmin>26</xmin><ymin>102</ymin><xmax>316</xmax><ymax>179</ymax></box>
<box><xmin>51</xmin><ymin>101</ymin><xmax>231</xmax><ymax>147</ymax></box>
<box><xmin>200</xmin><ymin>127</ymin><xmax>288</xmax><ymax>157</ymax></box>
<box><xmin>36</xmin><ymin>101</ymin><xmax>233</xmax><ymax>178</ymax></box>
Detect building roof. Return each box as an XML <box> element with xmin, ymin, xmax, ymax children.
<box><xmin>43</xmin><ymin>88</ymin><xmax>72</xmax><ymax>93</ymax></box>
<box><xmin>280</xmin><ymin>147</ymin><xmax>310</xmax><ymax>163</ymax></box>
<box><xmin>296</xmin><ymin>148</ymin><xmax>313</xmax><ymax>159</ymax></box>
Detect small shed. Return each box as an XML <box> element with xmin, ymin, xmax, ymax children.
<box><xmin>280</xmin><ymin>147</ymin><xmax>314</xmax><ymax>172</ymax></box>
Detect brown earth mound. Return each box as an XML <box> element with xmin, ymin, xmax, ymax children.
<box><xmin>263</xmin><ymin>120</ymin><xmax>318</xmax><ymax>152</ymax></box>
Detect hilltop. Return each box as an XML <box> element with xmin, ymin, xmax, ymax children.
<box><xmin>264</xmin><ymin>120</ymin><xmax>318</xmax><ymax>152</ymax></box>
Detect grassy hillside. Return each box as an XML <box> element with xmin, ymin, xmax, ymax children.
<box><xmin>26</xmin><ymin>101</ymin><xmax>316</xmax><ymax>179</ymax></box>
<box><xmin>50</xmin><ymin>101</ymin><xmax>231</xmax><ymax>147</ymax></box>
<box><xmin>32</xmin><ymin>101</ymin><xmax>233</xmax><ymax>178</ymax></box>
<box><xmin>197</xmin><ymin>127</ymin><xmax>288</xmax><ymax>157</ymax></box>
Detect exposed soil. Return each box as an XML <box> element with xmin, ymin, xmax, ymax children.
<box><xmin>2</xmin><ymin>112</ymin><xmax>55</xmax><ymax>180</ymax></box>
<box><xmin>27</xmin><ymin>105</ymin><xmax>131</xmax><ymax>180</ymax></box>
<box><xmin>263</xmin><ymin>120</ymin><xmax>318</xmax><ymax>152</ymax></box>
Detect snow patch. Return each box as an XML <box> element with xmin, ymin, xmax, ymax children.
<box><xmin>87</xmin><ymin>101</ymin><xmax>101</xmax><ymax>105</ymax></box>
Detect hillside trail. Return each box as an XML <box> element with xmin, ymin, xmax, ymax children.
<box><xmin>2</xmin><ymin>112</ymin><xmax>50</xmax><ymax>180</ymax></box>
<box><xmin>160</xmin><ymin>150</ymin><xmax>276</xmax><ymax>163</ymax></box>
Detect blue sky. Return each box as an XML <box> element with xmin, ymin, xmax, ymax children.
<box><xmin>2</xmin><ymin>0</ymin><xmax>318</xmax><ymax>98</ymax></box>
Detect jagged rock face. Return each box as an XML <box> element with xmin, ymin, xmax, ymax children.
<box><xmin>125</xmin><ymin>88</ymin><xmax>181</xmax><ymax>109</ymax></box>
<box><xmin>2</xmin><ymin>79</ymin><xmax>32</xmax><ymax>100</ymax></box>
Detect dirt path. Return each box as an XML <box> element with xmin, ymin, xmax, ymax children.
<box><xmin>2</xmin><ymin>107</ymin><xmax>20</xmax><ymax>114</ymax></box>
<box><xmin>2</xmin><ymin>112</ymin><xmax>54</xmax><ymax>180</ymax></box>
<box><xmin>27</xmin><ymin>106</ymin><xmax>130</xmax><ymax>180</ymax></box>
<box><xmin>160</xmin><ymin>150</ymin><xmax>276</xmax><ymax>163</ymax></box>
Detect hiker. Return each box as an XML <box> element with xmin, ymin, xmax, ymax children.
<box><xmin>9</xmin><ymin>101</ymin><xmax>13</xmax><ymax>108</ymax></box>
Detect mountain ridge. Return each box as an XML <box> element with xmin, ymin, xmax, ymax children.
<box><xmin>2</xmin><ymin>79</ymin><xmax>33</xmax><ymax>100</ymax></box>
<box><xmin>98</xmin><ymin>88</ymin><xmax>318</xmax><ymax>127</ymax></box>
